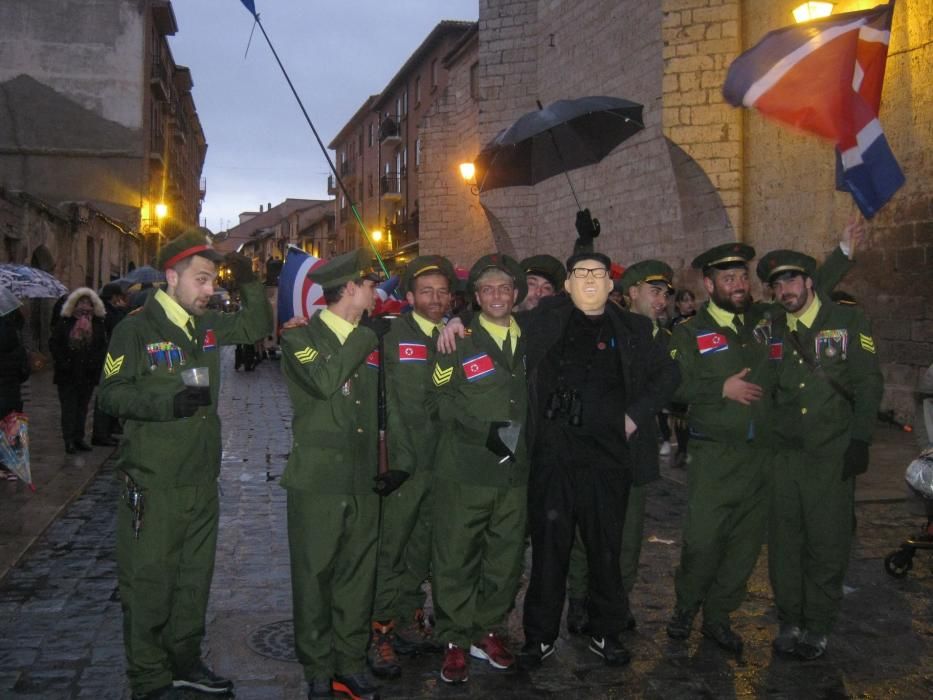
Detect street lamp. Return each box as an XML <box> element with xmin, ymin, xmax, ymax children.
<box><xmin>371</xmin><ymin>229</ymin><xmax>383</xmax><ymax>243</ymax></box>
<box><xmin>792</xmin><ymin>2</ymin><xmax>834</xmax><ymax>23</ymax></box>
<box><xmin>459</xmin><ymin>161</ymin><xmax>480</xmax><ymax>195</ymax></box>
<box><xmin>155</xmin><ymin>202</ymin><xmax>168</xmax><ymax>220</ymax></box>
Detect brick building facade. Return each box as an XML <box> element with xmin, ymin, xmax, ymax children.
<box><xmin>417</xmin><ymin>0</ymin><xmax>931</xmax><ymax>418</ymax></box>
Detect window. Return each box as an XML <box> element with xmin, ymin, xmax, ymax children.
<box><xmin>415</xmin><ymin>136</ymin><xmax>422</xmax><ymax>168</ymax></box>
<box><xmin>403</xmin><ymin>88</ymin><xmax>408</xmax><ymax>115</ymax></box>
<box><xmin>402</xmin><ymin>145</ymin><xmax>407</xmax><ymax>175</ymax></box>
<box><xmin>470</xmin><ymin>62</ymin><xmax>479</xmax><ymax>100</ymax></box>
<box><xmin>358</xmin><ymin>130</ymin><xmax>363</xmax><ymax>155</ymax></box>
<box><xmin>415</xmin><ymin>76</ymin><xmax>421</xmax><ymax>105</ymax></box>
<box><xmin>431</xmin><ymin>59</ymin><xmax>438</xmax><ymax>89</ymax></box>
<box><xmin>368</xmin><ymin>174</ymin><xmax>374</xmax><ymax>197</ymax></box>
<box><xmin>368</xmin><ymin>121</ymin><xmax>374</xmax><ymax>147</ymax></box>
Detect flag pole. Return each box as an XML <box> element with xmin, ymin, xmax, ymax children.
<box><xmin>240</xmin><ymin>5</ymin><xmax>390</xmax><ymax>278</ymax></box>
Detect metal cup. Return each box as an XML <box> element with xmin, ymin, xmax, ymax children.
<box><xmin>181</xmin><ymin>367</ymin><xmax>211</xmax><ymax>405</ymax></box>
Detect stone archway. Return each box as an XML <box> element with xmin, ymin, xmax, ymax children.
<box><xmin>29</xmin><ymin>245</ymin><xmax>55</xmax><ymax>272</ymax></box>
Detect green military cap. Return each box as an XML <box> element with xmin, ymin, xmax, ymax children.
<box><xmin>158</xmin><ymin>228</ymin><xmax>224</xmax><ymax>270</ymax></box>
<box><xmin>520</xmin><ymin>254</ymin><xmax>566</xmax><ymax>288</ymax></box>
<box><xmin>618</xmin><ymin>260</ymin><xmax>673</xmax><ymax>292</ymax></box>
<box><xmin>309</xmin><ymin>248</ymin><xmax>381</xmax><ymax>289</ymax></box>
<box><xmin>468</xmin><ymin>253</ymin><xmax>528</xmax><ymax>304</ymax></box>
<box><xmin>400</xmin><ymin>255</ymin><xmax>456</xmax><ymax>295</ymax></box>
<box><xmin>691</xmin><ymin>242</ymin><xmax>756</xmax><ymax>272</ymax></box>
<box><xmin>756</xmin><ymin>249</ymin><xmax>816</xmax><ymax>284</ymax></box>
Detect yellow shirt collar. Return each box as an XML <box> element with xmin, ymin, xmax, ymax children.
<box><xmin>787</xmin><ymin>294</ymin><xmax>821</xmax><ymax>332</ymax></box>
<box><xmin>154</xmin><ymin>289</ymin><xmax>194</xmax><ymax>340</ymax></box>
<box><xmin>707</xmin><ymin>299</ymin><xmax>743</xmax><ymax>333</ymax></box>
<box><xmin>319</xmin><ymin>308</ymin><xmax>356</xmax><ymax>345</ymax></box>
<box><xmin>479</xmin><ymin>314</ymin><xmax>521</xmax><ymax>355</ymax></box>
<box><xmin>412</xmin><ymin>311</ymin><xmax>444</xmax><ymax>338</ymax></box>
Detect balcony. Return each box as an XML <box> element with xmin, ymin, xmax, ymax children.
<box><xmin>379</xmin><ymin>118</ymin><xmax>401</xmax><ymax>144</ymax></box>
<box><xmin>149</xmin><ymin>127</ymin><xmax>165</xmax><ymax>164</ymax></box>
<box><xmin>380</xmin><ymin>173</ymin><xmax>402</xmax><ymax>201</ymax></box>
<box><xmin>199</xmin><ymin>177</ymin><xmax>207</xmax><ymax>200</ymax></box>
<box><xmin>150</xmin><ymin>56</ymin><xmax>170</xmax><ymax>102</ymax></box>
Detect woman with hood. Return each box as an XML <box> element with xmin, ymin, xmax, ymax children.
<box><xmin>49</xmin><ymin>287</ymin><xmax>108</xmax><ymax>453</ymax></box>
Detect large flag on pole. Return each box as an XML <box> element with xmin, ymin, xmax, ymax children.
<box><xmin>277</xmin><ymin>246</ymin><xmax>326</xmax><ymax>327</ymax></box>
<box><xmin>723</xmin><ymin>3</ymin><xmax>903</xmax><ymax>219</ymax></box>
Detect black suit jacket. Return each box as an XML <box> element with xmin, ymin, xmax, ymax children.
<box><xmin>519</xmin><ymin>295</ymin><xmax>681</xmax><ymax>485</ymax></box>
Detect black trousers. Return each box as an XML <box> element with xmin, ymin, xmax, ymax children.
<box><xmin>523</xmin><ymin>456</ymin><xmax>631</xmax><ymax>642</ymax></box>
<box><xmin>57</xmin><ymin>383</ymin><xmax>94</xmax><ymax>444</ymax></box>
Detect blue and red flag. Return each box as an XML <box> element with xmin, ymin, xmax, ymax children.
<box><xmin>277</xmin><ymin>246</ymin><xmax>326</xmax><ymax>329</ymax></box>
<box><xmin>239</xmin><ymin>0</ymin><xmax>257</xmax><ymax>17</ymax></box>
<box><xmin>723</xmin><ymin>3</ymin><xmax>903</xmax><ymax>218</ymax></box>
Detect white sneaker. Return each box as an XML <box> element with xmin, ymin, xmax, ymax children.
<box><xmin>659</xmin><ymin>441</ymin><xmax>672</xmax><ymax>456</ymax></box>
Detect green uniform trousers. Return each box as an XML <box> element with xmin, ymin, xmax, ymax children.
<box><xmin>769</xmin><ymin>449</ymin><xmax>854</xmax><ymax>635</ymax></box>
<box><xmin>286</xmin><ymin>490</ymin><xmax>379</xmax><ymax>680</ymax></box>
<box><xmin>674</xmin><ymin>441</ymin><xmax>770</xmax><ymax>624</ymax></box>
<box><xmin>432</xmin><ymin>477</ymin><xmax>526</xmax><ymax>649</ymax></box>
<box><xmin>372</xmin><ymin>467</ymin><xmax>434</xmax><ymax>622</ymax></box>
<box><xmin>116</xmin><ymin>483</ymin><xmax>218</xmax><ymax>695</ymax></box>
<box><xmin>566</xmin><ymin>482</ymin><xmax>647</xmax><ymax>598</ymax></box>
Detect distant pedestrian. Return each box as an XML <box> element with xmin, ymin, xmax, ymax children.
<box><xmin>49</xmin><ymin>287</ymin><xmax>108</xmax><ymax>453</ymax></box>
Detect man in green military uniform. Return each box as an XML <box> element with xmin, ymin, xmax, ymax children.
<box><xmin>757</xmin><ymin>250</ymin><xmax>882</xmax><ymax>660</ymax></box>
<box><xmin>278</xmin><ymin>249</ymin><xmax>385</xmax><ymax>700</ymax></box>
<box><xmin>430</xmin><ymin>254</ymin><xmax>529</xmax><ymax>684</ymax></box>
<box><xmin>367</xmin><ymin>255</ymin><xmax>455</xmax><ymax>677</ymax></box>
<box><xmin>99</xmin><ymin>229</ymin><xmax>272</xmax><ymax>699</ymax></box>
<box><xmin>666</xmin><ymin>233</ymin><xmax>857</xmax><ymax>654</ymax></box>
<box><xmin>564</xmin><ymin>260</ymin><xmax>674</xmax><ymax>632</ymax></box>
<box><xmin>515</xmin><ymin>254</ymin><xmax>566</xmax><ymax>311</ymax></box>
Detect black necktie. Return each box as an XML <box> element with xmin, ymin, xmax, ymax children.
<box><xmin>186</xmin><ymin>318</ymin><xmax>196</xmax><ymax>340</ymax></box>
<box><xmin>733</xmin><ymin>314</ymin><xmax>745</xmax><ymax>335</ymax></box>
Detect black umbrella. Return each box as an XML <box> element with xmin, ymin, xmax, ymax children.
<box><xmin>474</xmin><ymin>96</ymin><xmax>644</xmax><ymax>201</ymax></box>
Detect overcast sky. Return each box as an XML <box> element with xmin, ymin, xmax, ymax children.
<box><xmin>169</xmin><ymin>0</ymin><xmax>478</xmax><ymax>232</ymax></box>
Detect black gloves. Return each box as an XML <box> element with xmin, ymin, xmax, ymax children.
<box><xmin>173</xmin><ymin>386</ymin><xmax>210</xmax><ymax>418</ymax></box>
<box><xmin>486</xmin><ymin>421</ymin><xmax>515</xmax><ymax>462</ymax></box>
<box><xmin>361</xmin><ymin>312</ymin><xmax>392</xmax><ymax>340</ymax></box>
<box><xmin>842</xmin><ymin>439</ymin><xmax>870</xmax><ymax>480</ymax></box>
<box><xmin>373</xmin><ymin>469</ymin><xmax>410</xmax><ymax>496</ymax></box>
<box><xmin>224</xmin><ymin>252</ymin><xmax>255</xmax><ymax>285</ymax></box>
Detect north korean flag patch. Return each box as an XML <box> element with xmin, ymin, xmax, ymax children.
<box><xmin>462</xmin><ymin>353</ymin><xmax>495</xmax><ymax>382</ymax></box>
<box><xmin>398</xmin><ymin>342</ymin><xmax>427</xmax><ymax>362</ymax></box>
<box><xmin>202</xmin><ymin>329</ymin><xmax>217</xmax><ymax>351</ymax></box>
<box><xmin>366</xmin><ymin>349</ymin><xmax>380</xmax><ymax>369</ymax></box>
<box><xmin>696</xmin><ymin>332</ymin><xmax>729</xmax><ymax>355</ymax></box>
<box><xmin>769</xmin><ymin>340</ymin><xmax>783</xmax><ymax>360</ymax></box>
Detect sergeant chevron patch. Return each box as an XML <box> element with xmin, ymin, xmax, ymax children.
<box><xmin>103</xmin><ymin>353</ymin><xmax>124</xmax><ymax>378</ymax></box>
<box><xmin>432</xmin><ymin>364</ymin><xmax>453</xmax><ymax>386</ymax></box>
<box><xmin>294</xmin><ymin>346</ymin><xmax>319</xmax><ymax>364</ymax></box>
<box><xmin>859</xmin><ymin>333</ymin><xmax>876</xmax><ymax>353</ymax></box>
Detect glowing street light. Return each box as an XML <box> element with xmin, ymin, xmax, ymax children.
<box><xmin>154</xmin><ymin>202</ymin><xmax>168</xmax><ymax>220</ymax></box>
<box><xmin>371</xmin><ymin>229</ymin><xmax>383</xmax><ymax>242</ymax></box>
<box><xmin>792</xmin><ymin>2</ymin><xmax>835</xmax><ymax>23</ymax></box>
<box><xmin>459</xmin><ymin>162</ymin><xmax>476</xmax><ymax>182</ymax></box>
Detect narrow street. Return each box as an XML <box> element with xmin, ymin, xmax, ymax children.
<box><xmin>1</xmin><ymin>348</ymin><xmax>931</xmax><ymax>698</ymax></box>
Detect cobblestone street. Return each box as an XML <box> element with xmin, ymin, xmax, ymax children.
<box><xmin>1</xmin><ymin>349</ymin><xmax>931</xmax><ymax>699</ymax></box>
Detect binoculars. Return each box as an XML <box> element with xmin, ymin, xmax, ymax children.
<box><xmin>545</xmin><ymin>387</ymin><xmax>584</xmax><ymax>427</ymax></box>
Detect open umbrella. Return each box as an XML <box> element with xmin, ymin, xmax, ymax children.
<box><xmin>474</xmin><ymin>96</ymin><xmax>644</xmax><ymax>195</ymax></box>
<box><xmin>122</xmin><ymin>266</ymin><xmax>164</xmax><ymax>285</ymax></box>
<box><xmin>0</xmin><ymin>264</ymin><xmax>68</xmax><ymax>299</ymax></box>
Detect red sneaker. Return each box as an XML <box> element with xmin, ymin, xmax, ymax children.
<box><xmin>469</xmin><ymin>632</ymin><xmax>515</xmax><ymax>670</ymax></box>
<box><xmin>440</xmin><ymin>643</ymin><xmax>469</xmax><ymax>684</ymax></box>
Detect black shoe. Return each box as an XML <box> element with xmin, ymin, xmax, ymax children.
<box><xmin>566</xmin><ymin>597</ymin><xmax>588</xmax><ymax>634</ymax></box>
<box><xmin>64</xmin><ymin>442</ymin><xmax>77</xmax><ymax>455</ymax></box>
<box><xmin>701</xmin><ymin>621</ymin><xmax>744</xmax><ymax>654</ymax></box>
<box><xmin>332</xmin><ymin>672</ymin><xmax>380</xmax><ymax>699</ymax></box>
<box><xmin>772</xmin><ymin>623</ymin><xmax>801</xmax><ymax>656</ymax></box>
<box><xmin>91</xmin><ymin>437</ymin><xmax>119</xmax><ymax>447</ymax></box>
<box><xmin>173</xmin><ymin>660</ymin><xmax>234</xmax><ymax>694</ymax></box>
<box><xmin>666</xmin><ymin>608</ymin><xmax>696</xmax><ymax>639</ymax></box>
<box><xmin>133</xmin><ymin>685</ymin><xmax>192</xmax><ymax>699</ymax></box>
<box><xmin>518</xmin><ymin>640</ymin><xmax>555</xmax><ymax>669</ymax></box>
<box><xmin>73</xmin><ymin>439</ymin><xmax>93</xmax><ymax>452</ymax></box>
<box><xmin>308</xmin><ymin>677</ymin><xmax>333</xmax><ymax>698</ymax></box>
<box><xmin>588</xmin><ymin>636</ymin><xmax>632</xmax><ymax>666</ymax></box>
<box><xmin>795</xmin><ymin>631</ymin><xmax>827</xmax><ymax>660</ymax></box>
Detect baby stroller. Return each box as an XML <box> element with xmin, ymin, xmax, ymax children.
<box><xmin>884</xmin><ymin>448</ymin><xmax>933</xmax><ymax>578</ymax></box>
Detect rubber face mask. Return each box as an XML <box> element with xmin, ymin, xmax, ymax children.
<box><xmin>564</xmin><ymin>263</ymin><xmax>612</xmax><ymax>315</ymax></box>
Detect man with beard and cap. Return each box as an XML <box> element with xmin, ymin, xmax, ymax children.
<box><xmin>756</xmin><ymin>250</ymin><xmax>882</xmax><ymax>661</ymax></box>
<box><xmin>99</xmin><ymin>228</ymin><xmax>272</xmax><ymax>699</ymax></box>
<box><xmin>515</xmin><ymin>254</ymin><xmax>566</xmax><ymax>311</ymax></box>
<box><xmin>367</xmin><ymin>255</ymin><xmax>455</xmax><ymax>678</ymax></box>
<box><xmin>429</xmin><ymin>254</ymin><xmax>529</xmax><ymax>684</ymax></box>
<box><xmin>563</xmin><ymin>260</ymin><xmax>674</xmax><ymax>635</ymax></box>
<box><xmin>666</xmin><ymin>232</ymin><xmax>857</xmax><ymax>655</ymax></box>
<box><xmin>279</xmin><ymin>249</ymin><xmax>387</xmax><ymax>700</ymax></box>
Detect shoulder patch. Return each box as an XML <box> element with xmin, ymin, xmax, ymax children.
<box><xmin>432</xmin><ymin>363</ymin><xmax>453</xmax><ymax>386</ymax></box>
<box><xmin>859</xmin><ymin>332</ymin><xmax>876</xmax><ymax>354</ymax></box>
<box><xmin>294</xmin><ymin>346</ymin><xmax>319</xmax><ymax>364</ymax></box>
<box><xmin>104</xmin><ymin>353</ymin><xmax>124</xmax><ymax>378</ymax></box>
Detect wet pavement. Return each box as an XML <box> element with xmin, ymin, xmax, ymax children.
<box><xmin>1</xmin><ymin>348</ymin><xmax>931</xmax><ymax>698</ymax></box>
